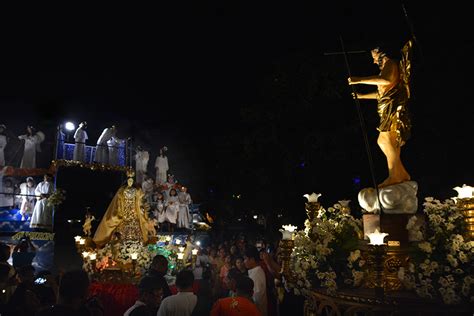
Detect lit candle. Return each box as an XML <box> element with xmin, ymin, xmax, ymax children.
<box><xmin>279</xmin><ymin>224</ymin><xmax>298</xmax><ymax>240</ymax></box>
<box><xmin>192</xmin><ymin>249</ymin><xmax>198</xmax><ymax>256</ymax></box>
<box><xmin>453</xmin><ymin>184</ymin><xmax>474</xmax><ymax>199</ymax></box>
<box><xmin>89</xmin><ymin>253</ymin><xmax>97</xmax><ymax>260</ymax></box>
<box><xmin>131</xmin><ymin>253</ymin><xmax>138</xmax><ymax>260</ymax></box>
<box><xmin>304</xmin><ymin>193</ymin><xmax>322</xmax><ymax>203</ymax></box>
<box><xmin>366</xmin><ymin>229</ymin><xmax>389</xmax><ymax>245</ymax></box>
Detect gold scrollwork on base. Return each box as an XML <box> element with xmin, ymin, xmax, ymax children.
<box><xmin>279</xmin><ymin>239</ymin><xmax>295</xmax><ymax>283</ymax></box>
<box><xmin>364</xmin><ymin>246</ymin><xmax>410</xmax><ymax>291</ymax></box>
<box><xmin>383</xmin><ymin>252</ymin><xmax>409</xmax><ymax>291</ymax></box>
<box><xmin>456</xmin><ymin>197</ymin><xmax>474</xmax><ymax>240</ymax></box>
<box><xmin>305</xmin><ymin>202</ymin><xmax>321</xmax><ymax>222</ymax></box>
<box><xmin>303</xmin><ymin>288</ymin><xmax>472</xmax><ymax>315</ymax></box>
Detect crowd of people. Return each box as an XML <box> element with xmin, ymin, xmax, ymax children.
<box><xmin>0</xmin><ymin>233</ymin><xmax>295</xmax><ymax>316</ymax></box>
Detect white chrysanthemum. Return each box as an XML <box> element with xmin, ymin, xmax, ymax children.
<box><xmin>447</xmin><ymin>254</ymin><xmax>459</xmax><ymax>268</ymax></box>
<box><xmin>418</xmin><ymin>242</ymin><xmax>432</xmax><ymax>253</ymax></box>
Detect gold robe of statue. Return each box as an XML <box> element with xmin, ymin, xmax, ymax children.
<box><xmin>93</xmin><ymin>183</ymin><xmax>149</xmax><ymax>247</ymax></box>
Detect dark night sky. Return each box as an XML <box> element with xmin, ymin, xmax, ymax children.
<box><xmin>1</xmin><ymin>3</ymin><xmax>473</xmax><ymax>227</ymax></box>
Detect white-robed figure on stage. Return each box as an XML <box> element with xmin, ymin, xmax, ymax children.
<box><xmin>0</xmin><ymin>124</ymin><xmax>7</xmax><ymax>167</ymax></box>
<box><xmin>135</xmin><ymin>146</ymin><xmax>149</xmax><ymax>184</ymax></box>
<box><xmin>162</xmin><ymin>174</ymin><xmax>177</xmax><ymax>200</ymax></box>
<box><xmin>153</xmin><ymin>192</ymin><xmax>166</xmax><ymax>225</ymax></box>
<box><xmin>30</xmin><ymin>174</ymin><xmax>54</xmax><ymax>231</ymax></box>
<box><xmin>107</xmin><ymin>135</ymin><xmax>124</xmax><ymax>166</ymax></box>
<box><xmin>164</xmin><ymin>189</ymin><xmax>179</xmax><ymax>226</ymax></box>
<box><xmin>73</xmin><ymin>121</ymin><xmax>88</xmax><ymax>162</ymax></box>
<box><xmin>141</xmin><ymin>177</ymin><xmax>154</xmax><ymax>205</ymax></box>
<box><xmin>18</xmin><ymin>126</ymin><xmax>45</xmax><ymax>169</ymax></box>
<box><xmin>154</xmin><ymin>147</ymin><xmax>169</xmax><ymax>185</ymax></box>
<box><xmin>0</xmin><ymin>178</ymin><xmax>14</xmax><ymax>209</ymax></box>
<box><xmin>19</xmin><ymin>177</ymin><xmax>36</xmax><ymax>221</ymax></box>
<box><xmin>94</xmin><ymin>126</ymin><xmax>116</xmax><ymax>164</ymax></box>
<box><xmin>177</xmin><ymin>186</ymin><xmax>192</xmax><ymax>229</ymax></box>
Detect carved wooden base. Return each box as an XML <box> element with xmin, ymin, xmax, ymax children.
<box><xmin>303</xmin><ymin>288</ymin><xmax>472</xmax><ymax>315</ymax></box>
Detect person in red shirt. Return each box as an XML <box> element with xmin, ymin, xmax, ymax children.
<box><xmin>211</xmin><ymin>275</ymin><xmax>262</xmax><ymax>316</ymax></box>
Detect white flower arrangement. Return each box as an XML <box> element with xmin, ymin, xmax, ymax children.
<box><xmin>286</xmin><ymin>201</ymin><xmax>363</xmax><ymax>296</ymax></box>
<box><xmin>83</xmin><ymin>240</ymin><xmax>155</xmax><ymax>276</ymax></box>
<box><xmin>399</xmin><ymin>197</ymin><xmax>474</xmax><ymax>305</ymax></box>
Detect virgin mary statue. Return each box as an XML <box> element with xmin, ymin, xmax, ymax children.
<box><xmin>93</xmin><ymin>168</ymin><xmax>149</xmax><ymax>247</ymax></box>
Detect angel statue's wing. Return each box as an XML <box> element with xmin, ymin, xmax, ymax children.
<box><xmin>400</xmin><ymin>39</ymin><xmax>413</xmax><ymax>99</ymax></box>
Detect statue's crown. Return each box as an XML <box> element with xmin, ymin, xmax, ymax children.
<box><xmin>126</xmin><ymin>168</ymin><xmax>136</xmax><ymax>178</ymax></box>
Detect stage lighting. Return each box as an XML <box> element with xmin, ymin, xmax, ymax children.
<box><xmin>65</xmin><ymin>122</ymin><xmax>75</xmax><ymax>131</ymax></box>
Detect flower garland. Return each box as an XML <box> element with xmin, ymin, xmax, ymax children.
<box><xmin>286</xmin><ymin>202</ymin><xmax>363</xmax><ymax>296</ymax></box>
<box><xmin>46</xmin><ymin>188</ymin><xmax>66</xmax><ymax>207</ymax></box>
<box><xmin>399</xmin><ymin>197</ymin><xmax>474</xmax><ymax>305</ymax></box>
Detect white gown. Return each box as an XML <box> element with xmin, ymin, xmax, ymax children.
<box><xmin>94</xmin><ymin>128</ymin><xmax>114</xmax><ymax>164</ymax></box>
<box><xmin>141</xmin><ymin>179</ymin><xmax>154</xmax><ymax>205</ymax></box>
<box><xmin>19</xmin><ymin>182</ymin><xmax>36</xmax><ymax>218</ymax></box>
<box><xmin>18</xmin><ymin>133</ymin><xmax>43</xmax><ymax>169</ymax></box>
<box><xmin>164</xmin><ymin>196</ymin><xmax>179</xmax><ymax>224</ymax></box>
<box><xmin>154</xmin><ymin>155</ymin><xmax>169</xmax><ymax>184</ymax></box>
<box><xmin>135</xmin><ymin>150</ymin><xmax>149</xmax><ymax>184</ymax></box>
<box><xmin>154</xmin><ymin>200</ymin><xmax>166</xmax><ymax>224</ymax></box>
<box><xmin>0</xmin><ymin>135</ymin><xmax>7</xmax><ymax>166</ymax></box>
<box><xmin>177</xmin><ymin>192</ymin><xmax>192</xmax><ymax>229</ymax></box>
<box><xmin>73</xmin><ymin>127</ymin><xmax>88</xmax><ymax>162</ymax></box>
<box><xmin>30</xmin><ymin>180</ymin><xmax>53</xmax><ymax>230</ymax></box>
<box><xmin>0</xmin><ymin>185</ymin><xmax>13</xmax><ymax>208</ymax></box>
<box><xmin>107</xmin><ymin>136</ymin><xmax>123</xmax><ymax>166</ymax></box>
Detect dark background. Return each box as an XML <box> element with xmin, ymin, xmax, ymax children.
<box><xmin>1</xmin><ymin>2</ymin><xmax>473</xmax><ymax>236</ymax></box>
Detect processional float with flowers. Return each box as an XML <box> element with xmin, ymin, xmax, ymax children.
<box><xmin>278</xmin><ymin>185</ymin><xmax>474</xmax><ymax>315</ymax></box>
<box><xmin>73</xmin><ymin>168</ymin><xmax>207</xmax><ymax>284</ymax></box>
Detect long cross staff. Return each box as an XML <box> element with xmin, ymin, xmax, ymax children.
<box><xmin>338</xmin><ymin>36</ymin><xmax>384</xmax><ymax>214</ymax></box>
<box><xmin>401</xmin><ymin>1</ymin><xmax>423</xmax><ymax>63</ymax></box>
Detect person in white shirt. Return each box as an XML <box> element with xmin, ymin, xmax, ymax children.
<box><xmin>19</xmin><ymin>177</ymin><xmax>36</xmax><ymax>221</ymax></box>
<box><xmin>135</xmin><ymin>146</ymin><xmax>150</xmax><ymax>184</ymax></box>
<box><xmin>153</xmin><ymin>192</ymin><xmax>166</xmax><ymax>229</ymax></box>
<box><xmin>154</xmin><ymin>147</ymin><xmax>169</xmax><ymax>185</ymax></box>
<box><xmin>30</xmin><ymin>174</ymin><xmax>54</xmax><ymax>231</ymax></box>
<box><xmin>244</xmin><ymin>246</ymin><xmax>268</xmax><ymax>316</ymax></box>
<box><xmin>0</xmin><ymin>177</ymin><xmax>14</xmax><ymax>209</ymax></box>
<box><xmin>94</xmin><ymin>125</ymin><xmax>115</xmax><ymax>164</ymax></box>
<box><xmin>157</xmin><ymin>270</ymin><xmax>197</xmax><ymax>316</ymax></box>
<box><xmin>177</xmin><ymin>186</ymin><xmax>192</xmax><ymax>229</ymax></box>
<box><xmin>18</xmin><ymin>126</ymin><xmax>45</xmax><ymax>169</ymax></box>
<box><xmin>142</xmin><ymin>176</ymin><xmax>155</xmax><ymax>206</ymax></box>
<box><xmin>124</xmin><ymin>276</ymin><xmax>164</xmax><ymax>316</ymax></box>
<box><xmin>107</xmin><ymin>135</ymin><xmax>125</xmax><ymax>166</ymax></box>
<box><xmin>73</xmin><ymin>121</ymin><xmax>88</xmax><ymax>162</ymax></box>
<box><xmin>164</xmin><ymin>189</ymin><xmax>179</xmax><ymax>233</ymax></box>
